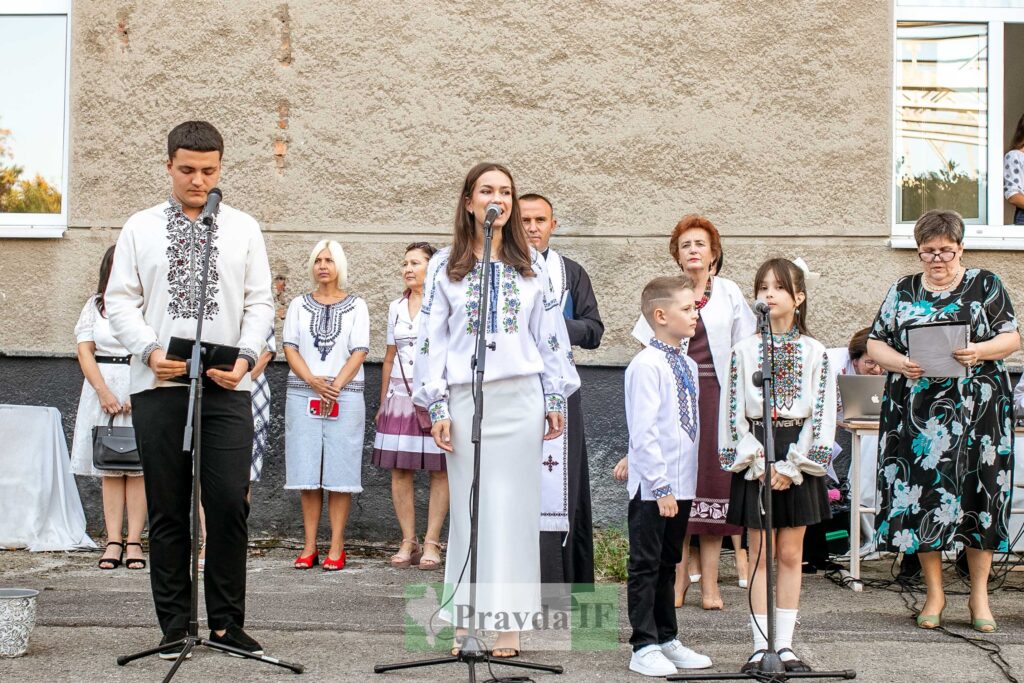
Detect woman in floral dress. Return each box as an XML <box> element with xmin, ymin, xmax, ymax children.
<box><xmin>867</xmin><ymin>210</ymin><xmax>1019</xmax><ymax>633</ymax></box>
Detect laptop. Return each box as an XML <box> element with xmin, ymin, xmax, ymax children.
<box><xmin>838</xmin><ymin>375</ymin><xmax>886</xmax><ymax>421</ymax></box>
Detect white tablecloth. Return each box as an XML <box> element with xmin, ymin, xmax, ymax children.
<box><xmin>0</xmin><ymin>404</ymin><xmax>95</xmax><ymax>551</ymax></box>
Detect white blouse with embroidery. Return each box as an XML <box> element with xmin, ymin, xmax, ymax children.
<box><xmin>282</xmin><ymin>294</ymin><xmax>370</xmax><ymax>393</ymax></box>
<box><xmin>625</xmin><ymin>340</ymin><xmax>700</xmax><ymax>501</ymax></box>
<box><xmin>386</xmin><ymin>296</ymin><xmax>421</xmax><ymax>380</ymax></box>
<box><xmin>718</xmin><ymin>332</ymin><xmax>837</xmax><ymax>484</ymax></box>
<box><xmin>412</xmin><ymin>247</ymin><xmax>580</xmax><ymax>423</ymax></box>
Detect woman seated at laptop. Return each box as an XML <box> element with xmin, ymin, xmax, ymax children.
<box><xmin>803</xmin><ymin>328</ymin><xmax>884</xmax><ymax>570</ymax></box>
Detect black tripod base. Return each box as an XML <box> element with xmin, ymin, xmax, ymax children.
<box><xmin>374</xmin><ymin>650</ymin><xmax>563</xmax><ymax>682</ymax></box>
<box><xmin>117</xmin><ymin>635</ymin><xmax>304</xmax><ymax>681</ymax></box>
<box><xmin>669</xmin><ymin>664</ymin><xmax>855</xmax><ymax>681</ymax></box>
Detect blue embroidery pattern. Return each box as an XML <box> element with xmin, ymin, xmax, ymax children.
<box><xmin>652</xmin><ymin>485</ymin><xmax>673</xmax><ymax>498</ymax></box>
<box><xmin>547</xmin><ymin>334</ymin><xmax>560</xmax><ymax>352</ymax></box>
<box><xmin>812</xmin><ymin>353</ymin><xmax>831</xmax><ymax>439</ymax></box>
<box><xmin>650</xmin><ymin>338</ymin><xmax>698</xmax><ymax>441</ymax></box>
<box><xmin>464</xmin><ymin>265</ymin><xmax>482</xmax><ymax>336</ymax></box>
<box><xmin>428</xmin><ymin>400</ymin><xmax>450</xmax><ymax>424</ymax></box>
<box><xmin>501</xmin><ymin>264</ymin><xmax>521</xmax><ymax>333</ymax></box>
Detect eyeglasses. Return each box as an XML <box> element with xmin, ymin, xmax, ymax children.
<box><xmin>917</xmin><ymin>250</ymin><xmax>958</xmax><ymax>263</ymax></box>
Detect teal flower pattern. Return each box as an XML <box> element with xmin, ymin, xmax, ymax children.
<box><xmin>870</xmin><ymin>269</ymin><xmax>1017</xmax><ymax>553</ymax></box>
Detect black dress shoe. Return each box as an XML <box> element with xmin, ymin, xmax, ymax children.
<box><xmin>778</xmin><ymin>648</ymin><xmax>811</xmax><ymax>673</ymax></box>
<box><xmin>209</xmin><ymin>625</ymin><xmax>264</xmax><ymax>657</ymax></box>
<box><xmin>740</xmin><ymin>650</ymin><xmax>767</xmax><ymax>673</ymax></box>
<box><xmin>158</xmin><ymin>630</ymin><xmax>191</xmax><ymax>661</ymax></box>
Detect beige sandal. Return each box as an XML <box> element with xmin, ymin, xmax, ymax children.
<box><xmin>417</xmin><ymin>540</ymin><xmax>443</xmax><ymax>571</ymax></box>
<box><xmin>389</xmin><ymin>539</ymin><xmax>422</xmax><ymax>568</ymax></box>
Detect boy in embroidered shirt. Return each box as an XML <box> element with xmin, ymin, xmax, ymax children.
<box><xmin>624</xmin><ymin>276</ymin><xmax>712</xmax><ymax>677</ymax></box>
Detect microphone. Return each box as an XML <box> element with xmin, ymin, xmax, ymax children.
<box><xmin>200</xmin><ymin>187</ymin><xmax>223</xmax><ymax>226</ymax></box>
<box><xmin>753</xmin><ymin>299</ymin><xmax>771</xmax><ymax>316</ymax></box>
<box><xmin>482</xmin><ymin>203</ymin><xmax>502</xmax><ymax>231</ymax></box>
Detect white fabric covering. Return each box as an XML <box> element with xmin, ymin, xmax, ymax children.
<box><xmin>0</xmin><ymin>405</ymin><xmax>95</xmax><ymax>551</ymax></box>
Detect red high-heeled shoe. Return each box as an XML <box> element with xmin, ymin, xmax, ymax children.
<box><xmin>293</xmin><ymin>551</ymin><xmax>319</xmax><ymax>569</ymax></box>
<box><xmin>323</xmin><ymin>551</ymin><xmax>346</xmax><ymax>571</ymax></box>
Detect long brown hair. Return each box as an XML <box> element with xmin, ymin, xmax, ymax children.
<box><xmin>1010</xmin><ymin>113</ymin><xmax>1024</xmax><ymax>152</ymax></box>
<box><xmin>446</xmin><ymin>162</ymin><xmax>534</xmax><ymax>282</ymax></box>
<box><xmin>754</xmin><ymin>258</ymin><xmax>809</xmax><ymax>335</ymax></box>
<box><xmin>95</xmin><ymin>245</ymin><xmax>116</xmax><ymax>316</ymax></box>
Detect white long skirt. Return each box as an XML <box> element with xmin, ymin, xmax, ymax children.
<box><xmin>442</xmin><ymin>375</ymin><xmax>544</xmax><ymax>632</ymax></box>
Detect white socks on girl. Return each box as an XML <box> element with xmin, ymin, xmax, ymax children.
<box><xmin>748</xmin><ymin>610</ymin><xmax>799</xmax><ymax>662</ymax></box>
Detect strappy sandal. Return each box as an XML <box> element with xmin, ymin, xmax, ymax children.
<box><xmin>124</xmin><ymin>542</ymin><xmax>147</xmax><ymax>570</ymax></box>
<box><xmin>778</xmin><ymin>648</ymin><xmax>812</xmax><ymax>673</ymax></box>
<box><xmin>98</xmin><ymin>541</ymin><xmax>123</xmax><ymax>570</ymax></box>
<box><xmin>417</xmin><ymin>540</ymin><xmax>443</xmax><ymax>571</ymax></box>
<box><xmin>389</xmin><ymin>539</ymin><xmax>422</xmax><ymax>568</ymax></box>
<box><xmin>491</xmin><ymin>647</ymin><xmax>520</xmax><ymax>659</ymax></box>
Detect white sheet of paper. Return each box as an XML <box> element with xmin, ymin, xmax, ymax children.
<box><xmin>907</xmin><ymin>323</ymin><xmax>968</xmax><ymax>378</ymax></box>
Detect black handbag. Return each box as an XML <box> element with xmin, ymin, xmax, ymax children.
<box><xmin>92</xmin><ymin>415</ymin><xmax>142</xmax><ymax>472</ymax></box>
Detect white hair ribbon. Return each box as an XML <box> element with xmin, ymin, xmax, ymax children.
<box><xmin>791</xmin><ymin>257</ymin><xmax>820</xmax><ymax>282</ymax></box>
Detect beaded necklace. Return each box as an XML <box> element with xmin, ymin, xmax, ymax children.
<box><xmin>769</xmin><ymin>325</ymin><xmax>800</xmax><ymax>344</ymax></box>
<box><xmin>695</xmin><ymin>276</ymin><xmax>713</xmax><ymax>311</ymax></box>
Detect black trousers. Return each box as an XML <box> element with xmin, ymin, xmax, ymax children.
<box><xmin>627</xmin><ymin>492</ymin><xmax>692</xmax><ymax>651</ymax></box>
<box><xmin>132</xmin><ymin>386</ymin><xmax>253</xmax><ymax>634</ymax></box>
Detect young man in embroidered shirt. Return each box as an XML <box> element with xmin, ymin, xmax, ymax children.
<box><xmin>624</xmin><ymin>276</ymin><xmax>713</xmax><ymax>676</ymax></box>
<box><xmin>106</xmin><ymin>121</ymin><xmax>274</xmax><ymax>659</ymax></box>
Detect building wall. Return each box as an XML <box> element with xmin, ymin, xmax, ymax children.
<box><xmin>0</xmin><ymin>0</ymin><xmax>916</xmax><ymax>363</ymax></box>
<box><xmin>5</xmin><ymin>2</ymin><xmax>1024</xmax><ymax>538</ymax></box>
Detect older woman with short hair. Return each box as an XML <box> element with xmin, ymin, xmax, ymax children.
<box><xmin>867</xmin><ymin>209</ymin><xmax>1019</xmax><ymax>633</ymax></box>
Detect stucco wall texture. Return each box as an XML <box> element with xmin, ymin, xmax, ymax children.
<box><xmin>2</xmin><ymin>1</ymin><xmax>1023</xmax><ymax>362</ymax></box>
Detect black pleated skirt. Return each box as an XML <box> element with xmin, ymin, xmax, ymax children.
<box><xmin>725</xmin><ymin>424</ymin><xmax>832</xmax><ymax>529</ymax></box>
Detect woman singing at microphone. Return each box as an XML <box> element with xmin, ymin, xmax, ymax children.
<box><xmin>413</xmin><ymin>162</ymin><xmax>579</xmax><ymax>658</ymax></box>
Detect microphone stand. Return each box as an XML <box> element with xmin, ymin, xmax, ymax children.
<box><xmin>375</xmin><ymin>215</ymin><xmax>563</xmax><ymax>681</ymax></box>
<box><xmin>670</xmin><ymin>308</ymin><xmax>854</xmax><ymax>682</ymax></box>
<box><xmin>117</xmin><ymin>194</ymin><xmax>303</xmax><ymax>680</ymax></box>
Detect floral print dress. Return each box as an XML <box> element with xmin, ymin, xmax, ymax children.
<box><xmin>869</xmin><ymin>269</ymin><xmax>1017</xmax><ymax>553</ymax></box>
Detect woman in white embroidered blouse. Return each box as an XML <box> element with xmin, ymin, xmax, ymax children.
<box><xmin>718</xmin><ymin>258</ymin><xmax>837</xmax><ymax>674</ymax></box>
<box><xmin>412</xmin><ymin>163</ymin><xmax>579</xmax><ymax>658</ymax></box>
<box><xmin>372</xmin><ymin>242</ymin><xmax>449</xmax><ymax>571</ymax></box>
<box><xmin>70</xmin><ymin>246</ymin><xmax>148</xmax><ymax>571</ymax></box>
<box><xmin>283</xmin><ymin>240</ymin><xmax>369</xmax><ymax>572</ymax></box>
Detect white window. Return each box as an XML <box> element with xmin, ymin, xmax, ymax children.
<box><xmin>893</xmin><ymin>1</ymin><xmax>1024</xmax><ymax>249</ymax></box>
<box><xmin>0</xmin><ymin>0</ymin><xmax>71</xmax><ymax>238</ymax></box>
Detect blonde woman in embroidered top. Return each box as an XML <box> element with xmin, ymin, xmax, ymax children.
<box><xmin>283</xmin><ymin>240</ymin><xmax>369</xmax><ymax>572</ymax></box>
<box><xmin>372</xmin><ymin>241</ymin><xmax>448</xmax><ymax>571</ymax></box>
<box><xmin>412</xmin><ymin>162</ymin><xmax>579</xmax><ymax>658</ymax></box>
<box><xmin>70</xmin><ymin>245</ymin><xmax>147</xmax><ymax>571</ymax></box>
<box><xmin>719</xmin><ymin>258</ymin><xmax>837</xmax><ymax>674</ymax></box>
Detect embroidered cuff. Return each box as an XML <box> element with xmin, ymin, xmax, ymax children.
<box><xmin>350</xmin><ymin>346</ymin><xmax>369</xmax><ymax>354</ymax></box>
<box><xmin>545</xmin><ymin>393</ymin><xmax>566</xmax><ymax>413</ymax></box>
<box><xmin>428</xmin><ymin>400</ymin><xmax>450</xmax><ymax>424</ymax></box>
<box><xmin>652</xmin><ymin>485</ymin><xmax>673</xmax><ymax>499</ymax></box>
<box><xmin>141</xmin><ymin>342</ymin><xmax>162</xmax><ymax>366</ymax></box>
<box><xmin>238</xmin><ymin>347</ymin><xmax>258</xmax><ymax>372</ymax></box>
<box><xmin>283</xmin><ymin>341</ymin><xmax>299</xmax><ymax>350</ymax></box>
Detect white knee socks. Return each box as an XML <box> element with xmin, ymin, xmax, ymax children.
<box><xmin>776</xmin><ymin>608</ymin><xmax>799</xmax><ymax>661</ymax></box>
<box><xmin>749</xmin><ymin>614</ymin><xmax>768</xmax><ymax>660</ymax></box>
<box><xmin>749</xmin><ymin>610</ymin><xmax>799</xmax><ymax>662</ymax></box>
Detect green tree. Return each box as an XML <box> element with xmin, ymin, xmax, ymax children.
<box><xmin>0</xmin><ymin>123</ymin><xmax>62</xmax><ymax>214</ymax></box>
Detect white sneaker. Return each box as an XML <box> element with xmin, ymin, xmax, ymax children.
<box><xmin>660</xmin><ymin>639</ymin><xmax>713</xmax><ymax>669</ymax></box>
<box><xmin>629</xmin><ymin>644</ymin><xmax>677</xmax><ymax>677</ymax></box>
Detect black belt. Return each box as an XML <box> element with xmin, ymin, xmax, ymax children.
<box><xmin>750</xmin><ymin>418</ymin><xmax>804</xmax><ymax>428</ymax></box>
<box><xmin>95</xmin><ymin>355</ymin><xmax>131</xmax><ymax>365</ymax></box>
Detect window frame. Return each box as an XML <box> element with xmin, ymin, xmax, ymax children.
<box><xmin>0</xmin><ymin>0</ymin><xmax>72</xmax><ymax>238</ymax></box>
<box><xmin>892</xmin><ymin>4</ymin><xmax>1024</xmax><ymax>249</ymax></box>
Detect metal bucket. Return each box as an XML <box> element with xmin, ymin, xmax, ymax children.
<box><xmin>0</xmin><ymin>589</ymin><xmax>39</xmax><ymax>657</ymax></box>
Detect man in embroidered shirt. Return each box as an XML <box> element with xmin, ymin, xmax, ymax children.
<box><xmin>520</xmin><ymin>193</ymin><xmax>604</xmax><ymax>588</ymax></box>
<box><xmin>106</xmin><ymin>121</ymin><xmax>274</xmax><ymax>659</ymax></box>
<box><xmin>623</xmin><ymin>276</ymin><xmax>711</xmax><ymax>676</ymax></box>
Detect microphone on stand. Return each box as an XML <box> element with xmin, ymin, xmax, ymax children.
<box><xmin>482</xmin><ymin>202</ymin><xmax>502</xmax><ymax>231</ymax></box>
<box><xmin>200</xmin><ymin>187</ymin><xmax>223</xmax><ymax>226</ymax></box>
<box><xmin>753</xmin><ymin>298</ymin><xmax>771</xmax><ymax>317</ymax></box>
